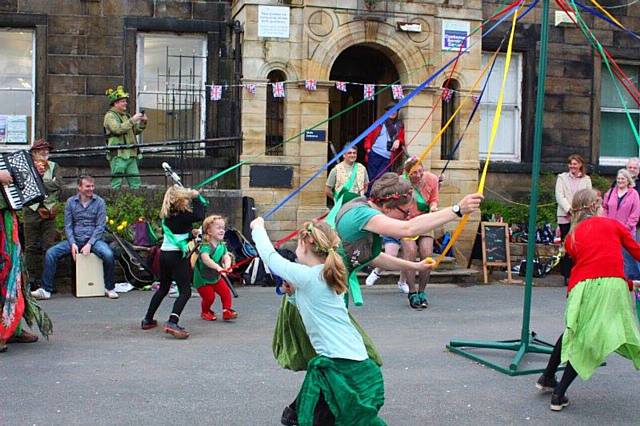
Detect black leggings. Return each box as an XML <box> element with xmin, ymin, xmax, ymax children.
<box><xmin>542</xmin><ymin>333</ymin><xmax>578</xmax><ymax>397</ymax></box>
<box><xmin>559</xmin><ymin>223</ymin><xmax>573</xmax><ymax>281</ymax></box>
<box><xmin>288</xmin><ymin>393</ymin><xmax>335</xmax><ymax>426</ymax></box>
<box><xmin>145</xmin><ymin>250</ymin><xmax>192</xmax><ymax>323</ymax></box>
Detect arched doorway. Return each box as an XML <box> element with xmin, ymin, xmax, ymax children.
<box><xmin>328</xmin><ymin>44</ymin><xmax>400</xmax><ymax>165</ymax></box>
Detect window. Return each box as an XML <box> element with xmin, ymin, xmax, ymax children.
<box><xmin>440</xmin><ymin>79</ymin><xmax>460</xmax><ymax>160</ymax></box>
<box><xmin>136</xmin><ymin>33</ymin><xmax>207</xmax><ymax>143</ymax></box>
<box><xmin>266</xmin><ymin>70</ymin><xmax>286</xmax><ymax>156</ymax></box>
<box><xmin>0</xmin><ymin>29</ymin><xmax>35</xmax><ymax>147</ymax></box>
<box><xmin>479</xmin><ymin>52</ymin><xmax>522</xmax><ymax>162</ymax></box>
<box><xmin>599</xmin><ymin>64</ymin><xmax>639</xmax><ymax>166</ymax></box>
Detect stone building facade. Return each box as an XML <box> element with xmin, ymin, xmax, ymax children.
<box><xmin>233</xmin><ymin>0</ymin><xmax>484</xmax><ymax>257</ymax></box>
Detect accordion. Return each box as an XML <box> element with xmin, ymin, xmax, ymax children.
<box><xmin>0</xmin><ymin>150</ymin><xmax>47</xmax><ymax>210</ymax></box>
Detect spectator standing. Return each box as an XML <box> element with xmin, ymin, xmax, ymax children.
<box><xmin>325</xmin><ymin>146</ymin><xmax>369</xmax><ymax>200</ymax></box>
<box><xmin>555</xmin><ymin>154</ymin><xmax>592</xmax><ymax>284</ymax></box>
<box><xmin>104</xmin><ymin>85</ymin><xmax>147</xmax><ymax>189</ymax></box>
<box><xmin>363</xmin><ymin>102</ymin><xmax>405</xmax><ymax>187</ymax></box>
<box><xmin>23</xmin><ymin>139</ymin><xmax>63</xmax><ymax>289</ymax></box>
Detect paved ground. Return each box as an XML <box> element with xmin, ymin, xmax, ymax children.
<box><xmin>2</xmin><ymin>283</ymin><xmax>639</xmax><ymax>425</ymax></box>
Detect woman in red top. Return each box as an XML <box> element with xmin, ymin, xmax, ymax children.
<box><xmin>536</xmin><ymin>189</ymin><xmax>640</xmax><ymax>412</ymax></box>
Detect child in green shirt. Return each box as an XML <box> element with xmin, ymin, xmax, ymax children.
<box><xmin>193</xmin><ymin>215</ymin><xmax>236</xmax><ymax>321</ymax></box>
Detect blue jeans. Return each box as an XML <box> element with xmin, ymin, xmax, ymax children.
<box><xmin>41</xmin><ymin>240</ymin><xmax>115</xmax><ymax>292</ymax></box>
<box><xmin>366</xmin><ymin>150</ymin><xmax>391</xmax><ymax>192</ymax></box>
<box><xmin>623</xmin><ymin>248</ymin><xmax>640</xmax><ymax>281</ymax></box>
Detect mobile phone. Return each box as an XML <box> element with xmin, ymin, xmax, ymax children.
<box><xmin>140</xmin><ymin>109</ymin><xmax>146</xmax><ymax>115</ymax></box>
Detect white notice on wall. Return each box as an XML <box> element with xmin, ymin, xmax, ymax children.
<box><xmin>258</xmin><ymin>6</ymin><xmax>290</xmax><ymax>39</ymax></box>
<box><xmin>6</xmin><ymin>115</ymin><xmax>28</xmax><ymax>144</ymax></box>
<box><xmin>442</xmin><ymin>20</ymin><xmax>470</xmax><ymax>51</ymax></box>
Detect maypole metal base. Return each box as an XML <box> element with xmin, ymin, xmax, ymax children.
<box><xmin>447</xmin><ymin>331</ymin><xmax>556</xmax><ymax>376</ymax></box>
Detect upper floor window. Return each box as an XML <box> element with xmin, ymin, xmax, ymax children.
<box><xmin>137</xmin><ymin>33</ymin><xmax>207</xmax><ymax>143</ymax></box>
<box><xmin>479</xmin><ymin>52</ymin><xmax>522</xmax><ymax>162</ymax></box>
<box><xmin>0</xmin><ymin>29</ymin><xmax>35</xmax><ymax>147</ymax></box>
<box><xmin>440</xmin><ymin>79</ymin><xmax>460</xmax><ymax>160</ymax></box>
<box><xmin>599</xmin><ymin>64</ymin><xmax>639</xmax><ymax>166</ymax></box>
<box><xmin>266</xmin><ymin>70</ymin><xmax>286</xmax><ymax>156</ymax></box>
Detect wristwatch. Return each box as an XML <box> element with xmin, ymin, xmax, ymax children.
<box><xmin>452</xmin><ymin>204</ymin><xmax>463</xmax><ymax>218</ymax></box>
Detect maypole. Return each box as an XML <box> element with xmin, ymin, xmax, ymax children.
<box><xmin>447</xmin><ymin>0</ymin><xmax>555</xmax><ymax>375</ymax></box>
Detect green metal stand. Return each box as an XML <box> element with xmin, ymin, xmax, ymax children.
<box><xmin>447</xmin><ymin>0</ymin><xmax>554</xmax><ymax>376</ymax></box>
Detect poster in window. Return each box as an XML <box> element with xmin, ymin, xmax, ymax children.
<box><xmin>6</xmin><ymin>115</ymin><xmax>28</xmax><ymax>144</ymax></box>
<box><xmin>258</xmin><ymin>6</ymin><xmax>290</xmax><ymax>39</ymax></box>
<box><xmin>0</xmin><ymin>116</ymin><xmax>6</xmax><ymax>143</ymax></box>
<box><xmin>442</xmin><ymin>20</ymin><xmax>470</xmax><ymax>51</ymax></box>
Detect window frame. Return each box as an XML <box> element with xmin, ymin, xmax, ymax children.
<box><xmin>478</xmin><ymin>51</ymin><xmax>523</xmax><ymax>163</ymax></box>
<box><xmin>597</xmin><ymin>62</ymin><xmax>640</xmax><ymax>166</ymax></box>
<box><xmin>135</xmin><ymin>32</ymin><xmax>208</xmax><ymax>144</ymax></box>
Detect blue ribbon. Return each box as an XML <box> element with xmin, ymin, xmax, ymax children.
<box><xmin>574</xmin><ymin>2</ymin><xmax>640</xmax><ymax>41</ymax></box>
<box><xmin>263</xmin><ymin>0</ymin><xmax>537</xmax><ymax>219</ymax></box>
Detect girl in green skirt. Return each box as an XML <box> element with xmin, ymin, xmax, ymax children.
<box><xmin>536</xmin><ymin>188</ymin><xmax>640</xmax><ymax>411</ymax></box>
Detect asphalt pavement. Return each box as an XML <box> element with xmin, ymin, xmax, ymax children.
<box><xmin>2</xmin><ymin>284</ymin><xmax>639</xmax><ymax>425</ymax></box>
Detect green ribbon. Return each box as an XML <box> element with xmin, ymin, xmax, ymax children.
<box><xmin>161</xmin><ymin>219</ymin><xmax>189</xmax><ymax>257</ymax></box>
<box><xmin>326</xmin><ymin>163</ymin><xmax>361</xmax><ymax>227</ymax></box>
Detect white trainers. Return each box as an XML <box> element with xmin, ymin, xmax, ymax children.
<box><xmin>168</xmin><ymin>283</ymin><xmax>179</xmax><ymax>298</ymax></box>
<box><xmin>105</xmin><ymin>289</ymin><xmax>119</xmax><ymax>299</ymax></box>
<box><xmin>397</xmin><ymin>281</ymin><xmax>410</xmax><ymax>294</ymax></box>
<box><xmin>31</xmin><ymin>288</ymin><xmax>51</xmax><ymax>300</ymax></box>
<box><xmin>365</xmin><ymin>270</ymin><xmax>381</xmax><ymax>286</ymax></box>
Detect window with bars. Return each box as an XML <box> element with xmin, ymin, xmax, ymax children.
<box><xmin>440</xmin><ymin>79</ymin><xmax>460</xmax><ymax>160</ymax></box>
<box><xmin>0</xmin><ymin>29</ymin><xmax>35</xmax><ymax>147</ymax></box>
<box><xmin>136</xmin><ymin>33</ymin><xmax>207</xmax><ymax>143</ymax></box>
<box><xmin>599</xmin><ymin>64</ymin><xmax>640</xmax><ymax>166</ymax></box>
<box><xmin>266</xmin><ymin>70</ymin><xmax>286</xmax><ymax>156</ymax></box>
<box><xmin>479</xmin><ymin>52</ymin><xmax>522</xmax><ymax>162</ymax></box>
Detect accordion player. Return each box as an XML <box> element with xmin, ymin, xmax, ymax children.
<box><xmin>0</xmin><ymin>150</ymin><xmax>47</xmax><ymax>210</ymax></box>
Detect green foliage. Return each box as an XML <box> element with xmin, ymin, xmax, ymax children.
<box><xmin>481</xmin><ymin>172</ymin><xmax>614</xmax><ymax>226</ymax></box>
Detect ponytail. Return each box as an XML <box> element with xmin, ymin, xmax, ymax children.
<box><xmin>298</xmin><ymin>222</ymin><xmax>348</xmax><ymax>294</ymax></box>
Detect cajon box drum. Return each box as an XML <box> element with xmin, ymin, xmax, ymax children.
<box><xmin>75</xmin><ymin>253</ymin><xmax>105</xmax><ymax>297</ymax></box>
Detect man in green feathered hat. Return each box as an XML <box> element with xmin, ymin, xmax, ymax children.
<box><xmin>103</xmin><ymin>85</ymin><xmax>147</xmax><ymax>189</ymax></box>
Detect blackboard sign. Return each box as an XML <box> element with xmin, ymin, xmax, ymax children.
<box><xmin>249</xmin><ymin>165</ymin><xmax>293</xmax><ymax>188</ymax></box>
<box><xmin>481</xmin><ymin>222</ymin><xmax>513</xmax><ymax>284</ymax></box>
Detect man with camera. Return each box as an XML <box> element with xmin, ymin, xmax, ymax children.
<box><xmin>103</xmin><ymin>85</ymin><xmax>147</xmax><ymax>189</ymax></box>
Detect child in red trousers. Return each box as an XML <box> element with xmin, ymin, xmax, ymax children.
<box><xmin>192</xmin><ymin>215</ymin><xmax>237</xmax><ymax>321</ymax></box>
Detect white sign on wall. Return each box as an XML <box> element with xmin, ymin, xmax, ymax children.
<box><xmin>442</xmin><ymin>20</ymin><xmax>470</xmax><ymax>51</ymax></box>
<box><xmin>258</xmin><ymin>6</ymin><xmax>290</xmax><ymax>39</ymax></box>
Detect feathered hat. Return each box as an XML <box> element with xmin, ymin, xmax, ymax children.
<box><xmin>105</xmin><ymin>85</ymin><xmax>129</xmax><ymax>105</ymax></box>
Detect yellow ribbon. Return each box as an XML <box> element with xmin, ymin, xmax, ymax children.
<box><xmin>432</xmin><ymin>3</ymin><xmax>523</xmax><ymax>267</ymax></box>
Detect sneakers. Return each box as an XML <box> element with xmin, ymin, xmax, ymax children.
<box><xmin>418</xmin><ymin>290</ymin><xmax>429</xmax><ymax>308</ymax></box>
<box><xmin>397</xmin><ymin>281</ymin><xmax>410</xmax><ymax>294</ymax></box>
<box><xmin>168</xmin><ymin>283</ymin><xmax>179</xmax><ymax>298</ymax></box>
<box><xmin>280</xmin><ymin>405</ymin><xmax>298</xmax><ymax>426</ymax></box>
<box><xmin>163</xmin><ymin>321</ymin><xmax>190</xmax><ymax>339</ymax></box>
<box><xmin>201</xmin><ymin>310</ymin><xmax>217</xmax><ymax>321</ymax></box>
<box><xmin>550</xmin><ymin>393</ymin><xmax>569</xmax><ymax>411</ymax></box>
<box><xmin>408</xmin><ymin>292</ymin><xmax>423</xmax><ymax>309</ymax></box>
<box><xmin>31</xmin><ymin>288</ymin><xmax>51</xmax><ymax>300</ymax></box>
<box><xmin>141</xmin><ymin>319</ymin><xmax>158</xmax><ymax>330</ymax></box>
<box><xmin>223</xmin><ymin>309</ymin><xmax>238</xmax><ymax>321</ymax></box>
<box><xmin>105</xmin><ymin>289</ymin><xmax>119</xmax><ymax>299</ymax></box>
<box><xmin>536</xmin><ymin>374</ymin><xmax>558</xmax><ymax>392</ymax></box>
<box><xmin>365</xmin><ymin>269</ymin><xmax>381</xmax><ymax>286</ymax></box>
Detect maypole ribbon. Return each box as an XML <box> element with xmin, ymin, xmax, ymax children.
<box><xmin>262</xmin><ymin>0</ymin><xmax>528</xmax><ymax>220</ymax></box>
<box><xmin>434</xmin><ymin>1</ymin><xmax>524</xmax><ymax>268</ymax></box>
<box><xmin>409</xmin><ymin>43</ymin><xmax>507</xmax><ymax>175</ymax></box>
<box><xmin>191</xmin><ymin>0</ymin><xmax>526</xmax><ymax>191</ymax></box>
<box><xmin>559</xmin><ymin>0</ymin><xmax>640</xmax><ymax>146</ymax></box>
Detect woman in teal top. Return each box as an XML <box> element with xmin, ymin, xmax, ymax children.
<box><xmin>252</xmin><ymin>218</ymin><xmax>385</xmax><ymax>426</ymax></box>
<box><xmin>334</xmin><ymin>172</ymin><xmax>483</xmax><ymax>306</ymax></box>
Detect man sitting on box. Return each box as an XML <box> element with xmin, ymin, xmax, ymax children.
<box><xmin>31</xmin><ymin>175</ymin><xmax>117</xmax><ymax>300</ymax></box>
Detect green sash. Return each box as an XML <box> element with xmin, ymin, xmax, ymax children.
<box><xmin>161</xmin><ymin>219</ymin><xmax>189</xmax><ymax>257</ymax></box>
<box><xmin>326</xmin><ymin>163</ymin><xmax>360</xmax><ymax>227</ymax></box>
<box><xmin>403</xmin><ymin>172</ymin><xmax>429</xmax><ymax>213</ymax></box>
<box><xmin>196</xmin><ymin>242</ymin><xmax>227</xmax><ymax>283</ymax></box>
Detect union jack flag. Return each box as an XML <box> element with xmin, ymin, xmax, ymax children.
<box><xmin>363</xmin><ymin>84</ymin><xmax>375</xmax><ymax>101</ymax></box>
<box><xmin>391</xmin><ymin>84</ymin><xmax>404</xmax><ymax>100</ymax></box>
<box><xmin>335</xmin><ymin>81</ymin><xmax>347</xmax><ymax>92</ymax></box>
<box><xmin>442</xmin><ymin>88</ymin><xmax>453</xmax><ymax>102</ymax></box>
<box><xmin>472</xmin><ymin>95</ymin><xmax>480</xmax><ymax>104</ymax></box>
<box><xmin>273</xmin><ymin>82</ymin><xmax>285</xmax><ymax>98</ymax></box>
<box><xmin>210</xmin><ymin>85</ymin><xmax>222</xmax><ymax>101</ymax></box>
<box><xmin>305</xmin><ymin>79</ymin><xmax>317</xmax><ymax>91</ymax></box>
<box><xmin>244</xmin><ymin>83</ymin><xmax>257</xmax><ymax>95</ymax></box>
